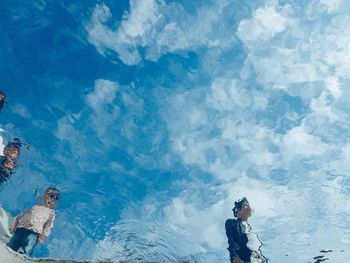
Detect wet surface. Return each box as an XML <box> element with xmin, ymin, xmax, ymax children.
<box><xmin>2</xmin><ymin>0</ymin><xmax>350</xmax><ymax>262</ymax></box>
<box><xmin>306</xmin><ymin>249</ymin><xmax>345</xmax><ymax>263</ymax></box>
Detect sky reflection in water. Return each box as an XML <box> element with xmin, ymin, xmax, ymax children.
<box><xmin>1</xmin><ymin>0</ymin><xmax>350</xmax><ymax>262</ymax></box>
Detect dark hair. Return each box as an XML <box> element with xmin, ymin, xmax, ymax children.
<box><xmin>46</xmin><ymin>187</ymin><xmax>60</xmax><ymax>193</ymax></box>
<box><xmin>232</xmin><ymin>197</ymin><xmax>249</xmax><ymax>217</ymax></box>
<box><xmin>4</xmin><ymin>138</ymin><xmax>30</xmax><ymax>155</ymax></box>
<box><xmin>4</xmin><ymin>142</ymin><xmax>21</xmax><ymax>152</ymax></box>
<box><xmin>45</xmin><ymin>187</ymin><xmax>61</xmax><ymax>199</ymax></box>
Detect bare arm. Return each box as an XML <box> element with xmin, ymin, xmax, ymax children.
<box><xmin>9</xmin><ymin>209</ymin><xmax>31</xmax><ymax>234</ymax></box>
<box><xmin>38</xmin><ymin>234</ymin><xmax>46</xmax><ymax>244</ymax></box>
<box><xmin>39</xmin><ymin>211</ymin><xmax>55</xmax><ymax>243</ymax></box>
<box><xmin>232</xmin><ymin>256</ymin><xmax>244</xmax><ymax>263</ymax></box>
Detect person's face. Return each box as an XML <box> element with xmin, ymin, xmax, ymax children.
<box><xmin>237</xmin><ymin>201</ymin><xmax>252</xmax><ymax>219</ymax></box>
<box><xmin>3</xmin><ymin>158</ymin><xmax>15</xmax><ymax>170</ymax></box>
<box><xmin>4</xmin><ymin>148</ymin><xmax>19</xmax><ymax>159</ymax></box>
<box><xmin>44</xmin><ymin>190</ymin><xmax>59</xmax><ymax>208</ymax></box>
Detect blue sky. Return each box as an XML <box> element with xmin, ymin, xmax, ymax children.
<box><xmin>1</xmin><ymin>0</ymin><xmax>350</xmax><ymax>262</ymax></box>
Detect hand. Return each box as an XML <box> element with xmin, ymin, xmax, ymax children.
<box><xmin>232</xmin><ymin>256</ymin><xmax>244</xmax><ymax>263</ymax></box>
<box><xmin>38</xmin><ymin>234</ymin><xmax>46</xmax><ymax>244</ymax></box>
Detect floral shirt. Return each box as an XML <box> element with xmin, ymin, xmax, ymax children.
<box><xmin>12</xmin><ymin>205</ymin><xmax>55</xmax><ymax>236</ymax></box>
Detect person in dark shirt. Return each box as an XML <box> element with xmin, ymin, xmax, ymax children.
<box><xmin>0</xmin><ymin>142</ymin><xmax>20</xmax><ymax>185</ymax></box>
<box><xmin>225</xmin><ymin>197</ymin><xmax>267</xmax><ymax>263</ymax></box>
<box><xmin>0</xmin><ymin>91</ymin><xmax>6</xmax><ymax>111</ymax></box>
<box><xmin>0</xmin><ymin>156</ymin><xmax>16</xmax><ymax>184</ymax></box>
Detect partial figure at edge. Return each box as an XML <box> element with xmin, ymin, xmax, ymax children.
<box><xmin>0</xmin><ymin>141</ymin><xmax>21</xmax><ymax>185</ymax></box>
<box><xmin>0</xmin><ymin>91</ymin><xmax>6</xmax><ymax>111</ymax></box>
<box><xmin>0</xmin><ymin>138</ymin><xmax>30</xmax><ymax>185</ymax></box>
<box><xmin>225</xmin><ymin>197</ymin><xmax>268</xmax><ymax>263</ymax></box>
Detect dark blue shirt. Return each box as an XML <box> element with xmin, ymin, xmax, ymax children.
<box><xmin>225</xmin><ymin>218</ymin><xmax>252</xmax><ymax>262</ymax></box>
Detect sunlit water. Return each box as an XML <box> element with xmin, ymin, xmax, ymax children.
<box><xmin>1</xmin><ymin>0</ymin><xmax>350</xmax><ymax>262</ymax></box>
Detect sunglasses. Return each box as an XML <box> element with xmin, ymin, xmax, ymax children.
<box><xmin>46</xmin><ymin>192</ymin><xmax>60</xmax><ymax>200</ymax></box>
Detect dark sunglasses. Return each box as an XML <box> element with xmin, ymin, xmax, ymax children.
<box><xmin>47</xmin><ymin>192</ymin><xmax>60</xmax><ymax>200</ymax></box>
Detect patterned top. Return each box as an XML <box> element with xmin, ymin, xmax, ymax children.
<box><xmin>12</xmin><ymin>205</ymin><xmax>55</xmax><ymax>236</ymax></box>
<box><xmin>241</xmin><ymin>221</ymin><xmax>263</xmax><ymax>253</ymax></box>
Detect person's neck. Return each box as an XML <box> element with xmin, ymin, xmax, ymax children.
<box><xmin>238</xmin><ymin>216</ymin><xmax>248</xmax><ymax>222</ymax></box>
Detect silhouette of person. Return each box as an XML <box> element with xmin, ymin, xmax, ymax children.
<box><xmin>225</xmin><ymin>197</ymin><xmax>268</xmax><ymax>263</ymax></box>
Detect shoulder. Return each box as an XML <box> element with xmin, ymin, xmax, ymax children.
<box><xmin>30</xmin><ymin>205</ymin><xmax>41</xmax><ymax>212</ymax></box>
<box><xmin>44</xmin><ymin>206</ymin><xmax>55</xmax><ymax>214</ymax></box>
<box><xmin>33</xmin><ymin>205</ymin><xmax>52</xmax><ymax>213</ymax></box>
<box><xmin>226</xmin><ymin>218</ymin><xmax>237</xmax><ymax>224</ymax></box>
<box><xmin>225</xmin><ymin>218</ymin><xmax>238</xmax><ymax>228</ymax></box>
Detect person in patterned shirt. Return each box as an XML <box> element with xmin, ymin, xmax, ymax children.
<box><xmin>7</xmin><ymin>188</ymin><xmax>60</xmax><ymax>256</ymax></box>
<box><xmin>225</xmin><ymin>197</ymin><xmax>268</xmax><ymax>263</ymax></box>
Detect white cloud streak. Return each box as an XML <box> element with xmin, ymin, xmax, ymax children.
<box><xmin>86</xmin><ymin>0</ymin><xmax>240</xmax><ymax>65</ymax></box>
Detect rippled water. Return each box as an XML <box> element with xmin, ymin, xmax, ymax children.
<box><xmin>1</xmin><ymin>0</ymin><xmax>350</xmax><ymax>262</ymax></box>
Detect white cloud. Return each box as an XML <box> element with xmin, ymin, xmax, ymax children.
<box><xmin>283</xmin><ymin>126</ymin><xmax>328</xmax><ymax>156</ymax></box>
<box><xmin>87</xmin><ymin>4</ymin><xmax>145</xmax><ymax>65</ymax></box>
<box><xmin>238</xmin><ymin>6</ymin><xmax>286</xmax><ymax>43</ymax></box>
<box><xmin>119</xmin><ymin>0</ymin><xmax>161</xmax><ymax>39</ymax></box>
<box><xmin>237</xmin><ymin>2</ymin><xmax>350</xmax><ymax>91</ymax></box>
<box><xmin>86</xmin><ymin>0</ymin><xmax>240</xmax><ymax>65</ymax></box>
<box><xmin>325</xmin><ymin>76</ymin><xmax>342</xmax><ymax>99</ymax></box>
<box><xmin>86</xmin><ymin>79</ymin><xmax>118</xmax><ymax>112</ymax></box>
<box><xmin>11</xmin><ymin>104</ymin><xmax>31</xmax><ymax>118</ymax></box>
<box><xmin>158</xmin><ymin>77</ymin><xmax>281</xmax><ymax>182</ymax></box>
<box><xmin>85</xmin><ymin>79</ymin><xmax>121</xmax><ymax>141</ymax></box>
<box><xmin>320</xmin><ymin>0</ymin><xmax>342</xmax><ymax>12</ymax></box>
<box><xmin>310</xmin><ymin>91</ymin><xmax>339</xmax><ymax>122</ymax></box>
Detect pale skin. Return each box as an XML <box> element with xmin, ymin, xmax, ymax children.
<box><xmin>10</xmin><ymin>191</ymin><xmax>57</xmax><ymax>244</ymax></box>
<box><xmin>232</xmin><ymin>202</ymin><xmax>253</xmax><ymax>263</ymax></box>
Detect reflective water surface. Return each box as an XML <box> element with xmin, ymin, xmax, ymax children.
<box><xmin>1</xmin><ymin>0</ymin><xmax>350</xmax><ymax>262</ymax></box>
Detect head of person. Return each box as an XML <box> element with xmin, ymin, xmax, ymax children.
<box><xmin>3</xmin><ymin>143</ymin><xmax>20</xmax><ymax>159</ymax></box>
<box><xmin>44</xmin><ymin>187</ymin><xmax>61</xmax><ymax>209</ymax></box>
<box><xmin>2</xmin><ymin>157</ymin><xmax>17</xmax><ymax>170</ymax></box>
<box><xmin>0</xmin><ymin>91</ymin><xmax>6</xmax><ymax>110</ymax></box>
<box><xmin>232</xmin><ymin>197</ymin><xmax>252</xmax><ymax>220</ymax></box>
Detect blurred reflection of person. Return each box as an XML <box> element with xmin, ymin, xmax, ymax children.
<box><xmin>7</xmin><ymin>188</ymin><xmax>60</xmax><ymax>256</ymax></box>
<box><xmin>0</xmin><ymin>142</ymin><xmax>21</xmax><ymax>185</ymax></box>
<box><xmin>0</xmin><ymin>91</ymin><xmax>6</xmax><ymax>111</ymax></box>
<box><xmin>225</xmin><ymin>197</ymin><xmax>268</xmax><ymax>263</ymax></box>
